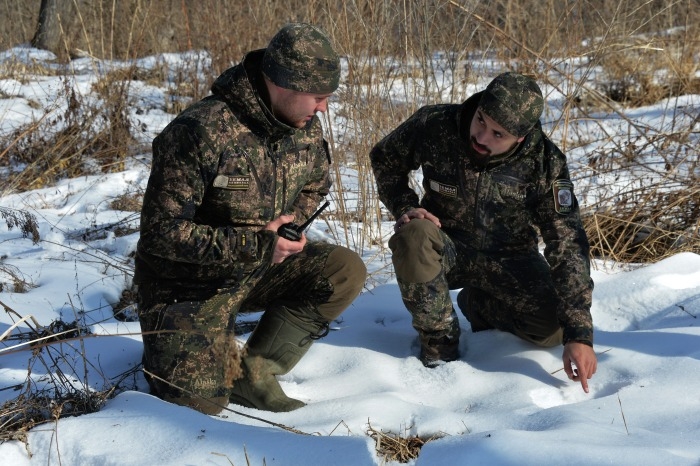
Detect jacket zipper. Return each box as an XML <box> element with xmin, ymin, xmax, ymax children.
<box><xmin>474</xmin><ymin>170</ymin><xmax>486</xmax><ymax>249</ymax></box>
<box><xmin>243</xmin><ymin>152</ymin><xmax>271</xmax><ymax>221</ymax></box>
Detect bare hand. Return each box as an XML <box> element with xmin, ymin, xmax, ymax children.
<box><xmin>562</xmin><ymin>341</ymin><xmax>598</xmax><ymax>393</ymax></box>
<box><xmin>265</xmin><ymin>214</ymin><xmax>306</xmax><ymax>263</ymax></box>
<box><xmin>394</xmin><ymin>208</ymin><xmax>441</xmax><ymax>232</ymax></box>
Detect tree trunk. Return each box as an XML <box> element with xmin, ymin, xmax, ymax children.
<box><xmin>31</xmin><ymin>0</ymin><xmax>76</xmax><ymax>59</ymax></box>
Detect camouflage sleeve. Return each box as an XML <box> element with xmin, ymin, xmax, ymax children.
<box><xmin>535</xmin><ymin>143</ymin><xmax>594</xmax><ymax>346</ymax></box>
<box><xmin>139</xmin><ymin>122</ymin><xmax>274</xmax><ymax>270</ymax></box>
<box><xmin>370</xmin><ymin>111</ymin><xmax>426</xmax><ymax>219</ymax></box>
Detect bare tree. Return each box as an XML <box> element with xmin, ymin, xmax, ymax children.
<box><xmin>31</xmin><ymin>0</ymin><xmax>80</xmax><ymax>60</ymax></box>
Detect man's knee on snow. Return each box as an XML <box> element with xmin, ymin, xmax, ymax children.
<box><xmin>163</xmin><ymin>395</ymin><xmax>229</xmax><ymax>415</ymax></box>
<box><xmin>522</xmin><ymin>327</ymin><xmax>563</xmax><ymax>347</ymax></box>
<box><xmin>457</xmin><ymin>287</ymin><xmax>496</xmax><ymax>332</ymax></box>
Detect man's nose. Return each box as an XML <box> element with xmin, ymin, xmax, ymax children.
<box><xmin>473</xmin><ymin>128</ymin><xmax>487</xmax><ymax>144</ymax></box>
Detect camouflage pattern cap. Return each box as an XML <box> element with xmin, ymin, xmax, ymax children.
<box><xmin>478</xmin><ymin>72</ymin><xmax>544</xmax><ymax>137</ymax></box>
<box><xmin>262</xmin><ymin>23</ymin><xmax>340</xmax><ymax>94</ymax></box>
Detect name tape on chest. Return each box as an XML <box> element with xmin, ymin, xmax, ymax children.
<box><xmin>213</xmin><ymin>174</ymin><xmax>250</xmax><ymax>190</ymax></box>
<box><xmin>498</xmin><ymin>184</ymin><xmax>526</xmax><ymax>201</ymax></box>
<box><xmin>553</xmin><ymin>179</ymin><xmax>574</xmax><ymax>214</ymax></box>
<box><xmin>429</xmin><ymin>179</ymin><xmax>457</xmax><ymax>198</ymax></box>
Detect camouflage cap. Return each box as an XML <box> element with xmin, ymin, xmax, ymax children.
<box><xmin>262</xmin><ymin>23</ymin><xmax>340</xmax><ymax>94</ymax></box>
<box><xmin>478</xmin><ymin>72</ymin><xmax>544</xmax><ymax>137</ymax></box>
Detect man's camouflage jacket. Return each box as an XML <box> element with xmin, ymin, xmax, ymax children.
<box><xmin>370</xmin><ymin>91</ymin><xmax>594</xmax><ymax>344</ymax></box>
<box><xmin>135</xmin><ymin>50</ymin><xmax>332</xmax><ymax>300</ymax></box>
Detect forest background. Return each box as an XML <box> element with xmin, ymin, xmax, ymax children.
<box><xmin>1</xmin><ymin>0</ymin><xmax>699</xmax><ymax>264</ymax></box>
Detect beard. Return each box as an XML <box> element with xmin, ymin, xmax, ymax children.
<box><xmin>471</xmin><ymin>136</ymin><xmax>491</xmax><ymax>155</ymax></box>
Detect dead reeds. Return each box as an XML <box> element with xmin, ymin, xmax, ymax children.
<box><xmin>367</xmin><ymin>421</ymin><xmax>445</xmax><ymax>464</ymax></box>
<box><xmin>0</xmin><ymin>303</ymin><xmax>123</xmax><ymax>445</ymax></box>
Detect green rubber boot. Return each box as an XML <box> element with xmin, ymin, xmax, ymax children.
<box><xmin>229</xmin><ymin>305</ymin><xmax>327</xmax><ymax>412</ymax></box>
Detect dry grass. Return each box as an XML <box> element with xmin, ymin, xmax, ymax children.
<box><xmin>0</xmin><ymin>207</ymin><xmax>40</xmax><ymax>293</ymax></box>
<box><xmin>0</xmin><ymin>207</ymin><xmax>39</xmax><ymax>244</ymax></box>
<box><xmin>0</xmin><ymin>302</ymin><xmax>134</xmax><ymax>445</ymax></box>
<box><xmin>572</xmin><ymin>104</ymin><xmax>700</xmax><ymax>262</ymax></box>
<box><xmin>367</xmin><ymin>421</ymin><xmax>445</xmax><ymax>463</ymax></box>
<box><xmin>0</xmin><ymin>72</ymin><xmax>142</xmax><ymax>194</ymax></box>
<box><xmin>585</xmin><ymin>185</ymin><xmax>700</xmax><ymax>263</ymax></box>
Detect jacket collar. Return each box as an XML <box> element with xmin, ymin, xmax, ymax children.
<box><xmin>210</xmin><ymin>49</ymin><xmax>306</xmax><ymax>141</ymax></box>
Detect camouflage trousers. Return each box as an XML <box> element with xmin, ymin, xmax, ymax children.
<box><xmin>389</xmin><ymin>219</ymin><xmax>562</xmax><ymax>348</ymax></box>
<box><xmin>137</xmin><ymin>242</ymin><xmax>366</xmax><ymax>413</ymax></box>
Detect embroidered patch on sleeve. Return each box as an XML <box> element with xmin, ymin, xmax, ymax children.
<box><xmin>429</xmin><ymin>179</ymin><xmax>457</xmax><ymax>198</ymax></box>
<box><xmin>552</xmin><ymin>179</ymin><xmax>574</xmax><ymax>214</ymax></box>
<box><xmin>213</xmin><ymin>174</ymin><xmax>250</xmax><ymax>190</ymax></box>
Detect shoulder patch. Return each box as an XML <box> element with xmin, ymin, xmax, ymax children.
<box><xmin>552</xmin><ymin>179</ymin><xmax>574</xmax><ymax>214</ymax></box>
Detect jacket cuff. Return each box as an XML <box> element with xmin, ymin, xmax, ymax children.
<box><xmin>395</xmin><ymin>205</ymin><xmax>417</xmax><ymax>219</ymax></box>
<box><xmin>231</xmin><ymin>228</ymin><xmax>275</xmax><ymax>262</ymax></box>
<box><xmin>562</xmin><ymin>326</ymin><xmax>593</xmax><ymax>346</ymax></box>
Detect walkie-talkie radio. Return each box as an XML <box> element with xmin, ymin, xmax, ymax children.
<box><xmin>277</xmin><ymin>201</ymin><xmax>330</xmax><ymax>241</ymax></box>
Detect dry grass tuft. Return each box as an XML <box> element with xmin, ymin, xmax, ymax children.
<box><xmin>0</xmin><ymin>262</ymin><xmax>36</xmax><ymax>294</ymax></box>
<box><xmin>578</xmin><ymin>133</ymin><xmax>699</xmax><ymax>263</ymax></box>
<box><xmin>367</xmin><ymin>422</ymin><xmax>444</xmax><ymax>463</ymax></box>
<box><xmin>109</xmin><ymin>192</ymin><xmax>143</xmax><ymax>213</ymax></box>
<box><xmin>584</xmin><ymin>189</ymin><xmax>700</xmax><ymax>263</ymax></box>
<box><xmin>0</xmin><ymin>73</ymin><xmax>140</xmax><ymax>193</ymax></box>
<box><xmin>0</xmin><ymin>385</ymin><xmax>113</xmax><ymax>445</ymax></box>
<box><xmin>0</xmin><ymin>303</ymin><xmax>140</xmax><ymax>445</ymax></box>
<box><xmin>0</xmin><ymin>207</ymin><xmax>40</xmax><ymax>244</ymax></box>
<box><xmin>0</xmin><ymin>208</ymin><xmax>40</xmax><ymax>293</ymax></box>
<box><xmin>594</xmin><ymin>28</ymin><xmax>700</xmax><ymax>107</ymax></box>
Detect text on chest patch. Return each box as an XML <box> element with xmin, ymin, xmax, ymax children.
<box><xmin>213</xmin><ymin>174</ymin><xmax>250</xmax><ymax>190</ymax></box>
<box><xmin>429</xmin><ymin>179</ymin><xmax>457</xmax><ymax>198</ymax></box>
